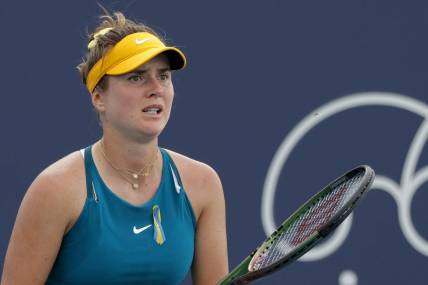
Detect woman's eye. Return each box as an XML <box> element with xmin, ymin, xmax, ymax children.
<box><xmin>159</xmin><ymin>73</ymin><xmax>170</xmax><ymax>81</ymax></box>
<box><xmin>128</xmin><ymin>75</ymin><xmax>144</xmax><ymax>82</ymax></box>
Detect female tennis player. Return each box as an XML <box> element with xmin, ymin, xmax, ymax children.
<box><xmin>1</xmin><ymin>11</ymin><xmax>228</xmax><ymax>285</ymax></box>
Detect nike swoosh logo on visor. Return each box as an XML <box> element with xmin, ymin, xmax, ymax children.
<box><xmin>135</xmin><ymin>38</ymin><xmax>153</xmax><ymax>45</ymax></box>
<box><xmin>133</xmin><ymin>224</ymin><xmax>152</xmax><ymax>234</ymax></box>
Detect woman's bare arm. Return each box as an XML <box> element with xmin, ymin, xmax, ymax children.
<box><xmin>191</xmin><ymin>164</ymin><xmax>229</xmax><ymax>285</ymax></box>
<box><xmin>1</xmin><ymin>153</ymin><xmax>84</xmax><ymax>285</ymax></box>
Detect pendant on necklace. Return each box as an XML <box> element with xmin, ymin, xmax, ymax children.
<box><xmin>132</xmin><ymin>174</ymin><xmax>139</xmax><ymax>180</ymax></box>
<box><xmin>132</xmin><ymin>183</ymin><xmax>139</xmax><ymax>190</ymax></box>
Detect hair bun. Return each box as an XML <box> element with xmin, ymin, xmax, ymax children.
<box><xmin>88</xmin><ymin>27</ymin><xmax>113</xmax><ymax>50</ymax></box>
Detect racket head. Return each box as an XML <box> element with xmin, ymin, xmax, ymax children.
<box><xmin>219</xmin><ymin>165</ymin><xmax>375</xmax><ymax>285</ymax></box>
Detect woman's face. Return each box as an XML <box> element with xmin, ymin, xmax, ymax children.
<box><xmin>94</xmin><ymin>54</ymin><xmax>174</xmax><ymax>141</ymax></box>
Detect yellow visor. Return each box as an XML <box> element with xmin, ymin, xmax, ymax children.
<box><xmin>86</xmin><ymin>32</ymin><xmax>186</xmax><ymax>93</ymax></box>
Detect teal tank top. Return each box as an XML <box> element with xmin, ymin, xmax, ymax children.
<box><xmin>46</xmin><ymin>146</ymin><xmax>196</xmax><ymax>285</ymax></box>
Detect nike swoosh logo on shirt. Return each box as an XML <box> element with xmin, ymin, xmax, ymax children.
<box><xmin>133</xmin><ymin>224</ymin><xmax>152</xmax><ymax>234</ymax></box>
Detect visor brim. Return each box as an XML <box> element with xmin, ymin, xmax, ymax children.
<box><xmin>106</xmin><ymin>47</ymin><xmax>186</xmax><ymax>75</ymax></box>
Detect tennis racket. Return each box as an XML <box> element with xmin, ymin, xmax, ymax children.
<box><xmin>219</xmin><ymin>165</ymin><xmax>375</xmax><ymax>285</ymax></box>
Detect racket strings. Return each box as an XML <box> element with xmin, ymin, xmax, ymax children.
<box><xmin>250</xmin><ymin>172</ymin><xmax>364</xmax><ymax>271</ymax></box>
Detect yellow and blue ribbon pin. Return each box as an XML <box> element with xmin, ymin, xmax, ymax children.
<box><xmin>152</xmin><ymin>205</ymin><xmax>166</xmax><ymax>245</ymax></box>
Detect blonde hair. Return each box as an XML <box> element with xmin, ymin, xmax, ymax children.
<box><xmin>77</xmin><ymin>12</ymin><xmax>163</xmax><ymax>90</ymax></box>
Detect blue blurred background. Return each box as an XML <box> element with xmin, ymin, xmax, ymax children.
<box><xmin>1</xmin><ymin>1</ymin><xmax>428</xmax><ymax>284</ymax></box>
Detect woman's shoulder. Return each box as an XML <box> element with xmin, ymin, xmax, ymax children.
<box><xmin>33</xmin><ymin>150</ymin><xmax>86</xmax><ymax>208</ymax></box>
<box><xmin>163</xmin><ymin>149</ymin><xmax>224</xmax><ymax>219</ymax></box>
<box><xmin>163</xmin><ymin>149</ymin><xmax>221</xmax><ymax>186</ymax></box>
<box><xmin>24</xmin><ymin>150</ymin><xmax>87</xmax><ymax>230</ymax></box>
<box><xmin>36</xmin><ymin>150</ymin><xmax>85</xmax><ymax>189</ymax></box>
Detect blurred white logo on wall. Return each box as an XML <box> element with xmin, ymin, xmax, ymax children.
<box><xmin>262</xmin><ymin>92</ymin><xmax>428</xmax><ymax>261</ymax></box>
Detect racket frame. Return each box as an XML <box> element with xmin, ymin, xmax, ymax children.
<box><xmin>219</xmin><ymin>165</ymin><xmax>375</xmax><ymax>285</ymax></box>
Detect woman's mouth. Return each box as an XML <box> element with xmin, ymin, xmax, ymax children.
<box><xmin>142</xmin><ymin>105</ymin><xmax>163</xmax><ymax>115</ymax></box>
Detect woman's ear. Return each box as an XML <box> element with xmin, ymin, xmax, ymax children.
<box><xmin>91</xmin><ymin>87</ymin><xmax>106</xmax><ymax>113</ymax></box>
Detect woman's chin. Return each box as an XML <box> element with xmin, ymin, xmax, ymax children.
<box><xmin>137</xmin><ymin>126</ymin><xmax>165</xmax><ymax>139</ymax></box>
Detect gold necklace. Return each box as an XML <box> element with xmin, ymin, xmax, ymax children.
<box><xmin>99</xmin><ymin>140</ymin><xmax>159</xmax><ymax>190</ymax></box>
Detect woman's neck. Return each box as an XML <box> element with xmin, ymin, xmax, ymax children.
<box><xmin>97</xmin><ymin>131</ymin><xmax>159</xmax><ymax>172</ymax></box>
